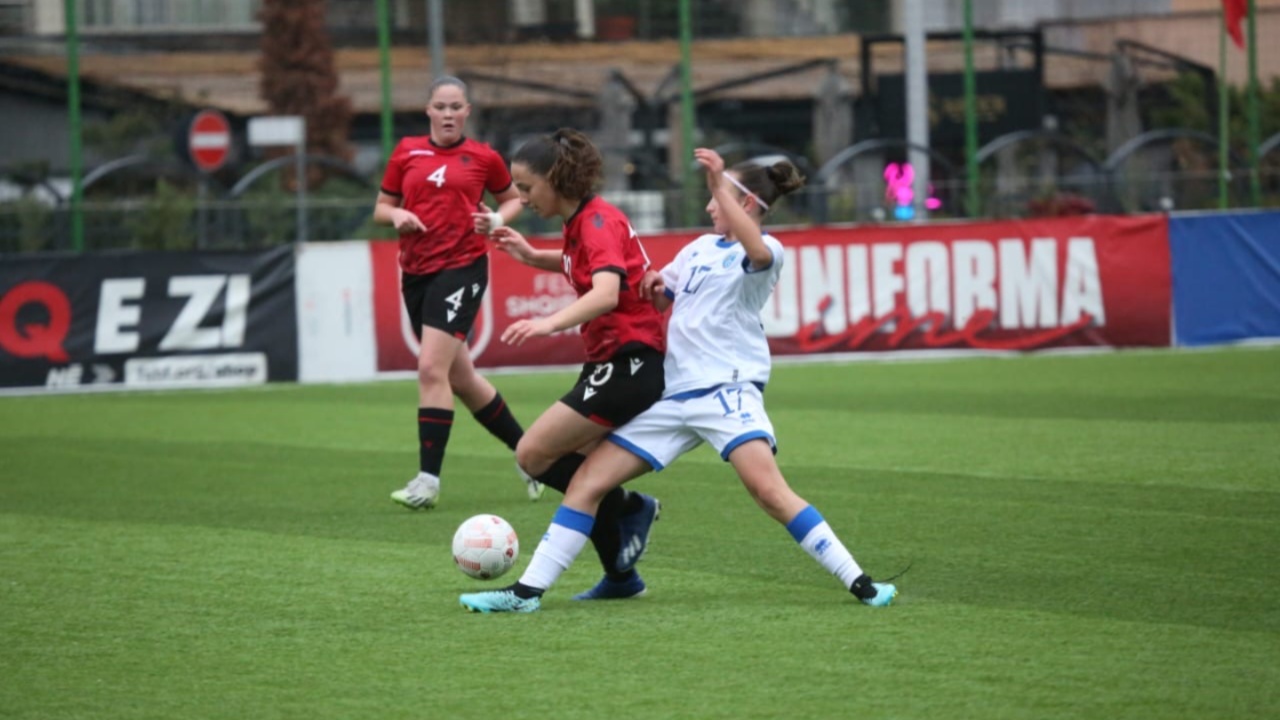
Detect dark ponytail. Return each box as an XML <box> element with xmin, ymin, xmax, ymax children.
<box><xmin>512</xmin><ymin>128</ymin><xmax>603</xmax><ymax>200</ymax></box>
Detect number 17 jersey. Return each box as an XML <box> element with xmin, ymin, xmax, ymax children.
<box><xmin>658</xmin><ymin>233</ymin><xmax>785</xmax><ymax>397</ymax></box>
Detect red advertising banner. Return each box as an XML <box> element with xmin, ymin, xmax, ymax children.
<box><xmin>370</xmin><ymin>214</ymin><xmax>1170</xmax><ymax>372</ymax></box>
<box><xmin>763</xmin><ymin>214</ymin><xmax>1171</xmax><ymax>354</ymax></box>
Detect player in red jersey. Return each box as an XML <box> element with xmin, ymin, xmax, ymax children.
<box><xmin>373</xmin><ymin>76</ymin><xmax>537</xmax><ymax>510</ymax></box>
<box><xmin>488</xmin><ymin>128</ymin><xmax>664</xmax><ymax>600</ymax></box>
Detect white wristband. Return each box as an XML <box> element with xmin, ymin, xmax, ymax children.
<box><xmin>486</xmin><ymin>212</ymin><xmax>504</xmax><ymax>231</ymax></box>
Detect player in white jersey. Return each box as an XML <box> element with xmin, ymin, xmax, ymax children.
<box><xmin>460</xmin><ymin>148</ymin><xmax>898</xmax><ymax>613</ymax></box>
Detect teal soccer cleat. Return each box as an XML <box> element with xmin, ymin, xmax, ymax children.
<box><xmin>859</xmin><ymin>582</ymin><xmax>897</xmax><ymax>607</ymax></box>
<box><xmin>459</xmin><ymin>589</ymin><xmax>541</xmax><ymax>614</ymax></box>
<box><xmin>572</xmin><ymin>573</ymin><xmax>647</xmax><ymax>600</ymax></box>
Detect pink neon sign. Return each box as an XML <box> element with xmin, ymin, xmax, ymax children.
<box><xmin>884</xmin><ymin>162</ymin><xmax>941</xmax><ymax>219</ymax></box>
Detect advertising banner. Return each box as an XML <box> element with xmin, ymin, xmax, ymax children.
<box><xmin>0</xmin><ymin>246</ymin><xmax>297</xmax><ymax>391</ymax></box>
<box><xmin>762</xmin><ymin>214</ymin><xmax>1171</xmax><ymax>354</ymax></box>
<box><xmin>1169</xmin><ymin>211</ymin><xmax>1280</xmax><ymax>347</ymax></box>
<box><xmin>369</xmin><ymin>214</ymin><xmax>1171</xmax><ymax>372</ymax></box>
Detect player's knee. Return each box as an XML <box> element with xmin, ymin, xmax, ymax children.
<box><xmin>417</xmin><ymin>361</ymin><xmax>448</xmax><ymax>388</ymax></box>
<box><xmin>514</xmin><ymin>440</ymin><xmax>552</xmax><ymax>478</ymax></box>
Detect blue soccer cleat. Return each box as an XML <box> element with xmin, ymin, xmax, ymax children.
<box><xmin>859</xmin><ymin>582</ymin><xmax>897</xmax><ymax>607</ymax></box>
<box><xmin>572</xmin><ymin>573</ymin><xmax>647</xmax><ymax>601</ymax></box>
<box><xmin>615</xmin><ymin>494</ymin><xmax>661</xmax><ymax>572</ymax></box>
<box><xmin>459</xmin><ymin>589</ymin><xmax>541</xmax><ymax>614</ymax></box>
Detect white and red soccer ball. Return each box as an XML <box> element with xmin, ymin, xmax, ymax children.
<box><xmin>452</xmin><ymin>514</ymin><xmax>519</xmax><ymax>580</ymax></box>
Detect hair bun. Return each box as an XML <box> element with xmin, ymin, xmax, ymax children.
<box><xmin>766</xmin><ymin>161</ymin><xmax>807</xmax><ymax>195</ymax></box>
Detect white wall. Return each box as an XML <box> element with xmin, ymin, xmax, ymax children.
<box><xmin>295</xmin><ymin>241</ymin><xmax>378</xmax><ymax>383</ymax></box>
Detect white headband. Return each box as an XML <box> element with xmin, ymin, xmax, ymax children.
<box><xmin>725</xmin><ymin>173</ymin><xmax>770</xmax><ymax>211</ymax></box>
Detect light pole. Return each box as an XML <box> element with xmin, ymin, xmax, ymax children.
<box><xmin>903</xmin><ymin>0</ymin><xmax>930</xmax><ymax>220</ymax></box>
<box><xmin>427</xmin><ymin>0</ymin><xmax>445</xmax><ymax>78</ymax></box>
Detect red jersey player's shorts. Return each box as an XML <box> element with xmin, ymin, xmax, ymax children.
<box><xmin>400</xmin><ymin>254</ymin><xmax>489</xmax><ymax>341</ymax></box>
<box><xmin>558</xmin><ymin>345</ymin><xmax>664</xmax><ymax>428</ymax></box>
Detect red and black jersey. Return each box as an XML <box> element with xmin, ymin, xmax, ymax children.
<box><xmin>380</xmin><ymin>136</ymin><xmax>512</xmax><ymax>275</ymax></box>
<box><xmin>561</xmin><ymin>195</ymin><xmax>666</xmax><ymax>361</ymax></box>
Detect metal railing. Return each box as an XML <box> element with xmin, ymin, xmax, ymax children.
<box><xmin>3</xmin><ymin>167</ymin><xmax>1276</xmax><ymax>254</ymax></box>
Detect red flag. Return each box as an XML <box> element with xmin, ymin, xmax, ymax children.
<box><xmin>1223</xmin><ymin>0</ymin><xmax>1247</xmax><ymax>49</ymax></box>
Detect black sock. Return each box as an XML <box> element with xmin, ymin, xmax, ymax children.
<box><xmin>534</xmin><ymin>453</ymin><xmax>587</xmax><ymax>494</ymax></box>
<box><xmin>594</xmin><ymin>483</ymin><xmax>634</xmax><ymax>580</ymax></box>
<box><xmin>849</xmin><ymin>574</ymin><xmax>878</xmax><ymax>600</ymax></box>
<box><xmin>417</xmin><ymin>407</ymin><xmax>454</xmax><ymax>476</ymax></box>
<box><xmin>471</xmin><ymin>392</ymin><xmax>523</xmax><ymax>451</ymax></box>
<box><xmin>511</xmin><ymin>582</ymin><xmax>544</xmax><ymax>599</ymax></box>
<box><xmin>534</xmin><ymin>452</ymin><xmax>631</xmax><ymax>578</ymax></box>
<box><xmin>620</xmin><ymin>488</ymin><xmax>644</xmax><ymax>515</ymax></box>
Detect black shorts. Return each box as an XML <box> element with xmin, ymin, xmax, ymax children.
<box><xmin>560</xmin><ymin>346</ymin><xmax>665</xmax><ymax>428</ymax></box>
<box><xmin>401</xmin><ymin>255</ymin><xmax>489</xmax><ymax>340</ymax></box>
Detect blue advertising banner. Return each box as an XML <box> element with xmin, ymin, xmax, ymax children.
<box><xmin>1169</xmin><ymin>211</ymin><xmax>1280</xmax><ymax>347</ymax></box>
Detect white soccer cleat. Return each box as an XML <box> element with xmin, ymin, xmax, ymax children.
<box><xmin>516</xmin><ymin>462</ymin><xmax>546</xmax><ymax>502</ymax></box>
<box><xmin>391</xmin><ymin>472</ymin><xmax>440</xmax><ymax>510</ymax></box>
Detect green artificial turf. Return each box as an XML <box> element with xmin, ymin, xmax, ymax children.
<box><xmin>2</xmin><ymin>347</ymin><xmax>1277</xmax><ymax>719</ymax></box>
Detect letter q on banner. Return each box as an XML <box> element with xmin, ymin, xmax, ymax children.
<box><xmin>0</xmin><ymin>281</ymin><xmax>72</xmax><ymax>362</ymax></box>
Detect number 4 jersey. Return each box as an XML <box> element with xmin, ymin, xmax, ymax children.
<box><xmin>380</xmin><ymin>136</ymin><xmax>513</xmax><ymax>275</ymax></box>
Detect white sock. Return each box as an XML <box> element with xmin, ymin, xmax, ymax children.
<box><xmin>518</xmin><ymin>505</ymin><xmax>595</xmax><ymax>591</ymax></box>
<box><xmin>785</xmin><ymin>505</ymin><xmax>863</xmax><ymax>589</ymax></box>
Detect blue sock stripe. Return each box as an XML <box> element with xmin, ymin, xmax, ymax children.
<box><xmin>551</xmin><ymin>505</ymin><xmax>596</xmax><ymax>535</ymax></box>
<box><xmin>785</xmin><ymin>505</ymin><xmax>823</xmax><ymax>543</ymax></box>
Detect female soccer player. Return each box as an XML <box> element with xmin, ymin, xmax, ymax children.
<box><xmin>373</xmin><ymin>76</ymin><xmax>534</xmax><ymax>509</ymax></box>
<box><xmin>486</xmin><ymin>128</ymin><xmax>664</xmax><ymax>600</ymax></box>
<box><xmin>461</xmin><ymin>148</ymin><xmax>898</xmax><ymax>613</ymax></box>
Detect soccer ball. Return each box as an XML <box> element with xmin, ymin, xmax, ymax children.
<box><xmin>452</xmin><ymin>514</ymin><xmax>519</xmax><ymax>580</ymax></box>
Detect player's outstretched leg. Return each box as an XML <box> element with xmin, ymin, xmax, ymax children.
<box><xmin>391</xmin><ymin>471</ymin><xmax>439</xmax><ymax>510</ymax></box>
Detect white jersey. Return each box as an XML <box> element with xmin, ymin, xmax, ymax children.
<box><xmin>658</xmin><ymin>232</ymin><xmax>784</xmax><ymax>397</ymax></box>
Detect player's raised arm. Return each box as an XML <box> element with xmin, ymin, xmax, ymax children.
<box><xmin>696</xmin><ymin>148</ymin><xmax>770</xmax><ymax>269</ymax></box>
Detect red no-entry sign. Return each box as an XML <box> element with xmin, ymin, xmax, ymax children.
<box><xmin>188</xmin><ymin>109</ymin><xmax>231</xmax><ymax>173</ymax></box>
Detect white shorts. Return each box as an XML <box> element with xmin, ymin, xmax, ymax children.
<box><xmin>607</xmin><ymin>382</ymin><xmax>776</xmax><ymax>471</ymax></box>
